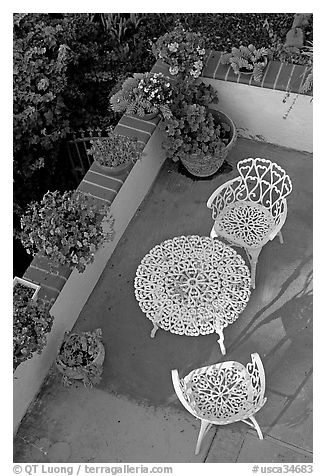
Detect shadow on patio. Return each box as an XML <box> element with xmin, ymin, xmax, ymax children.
<box><xmin>13</xmin><ymin>137</ymin><xmax>312</xmax><ymax>464</ymax></box>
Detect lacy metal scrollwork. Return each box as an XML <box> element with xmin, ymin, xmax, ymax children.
<box><xmin>134</xmin><ymin>235</ymin><xmax>251</xmax><ymax>339</ymax></box>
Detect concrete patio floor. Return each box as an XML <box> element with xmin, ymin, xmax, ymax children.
<box><xmin>13</xmin><ymin>138</ymin><xmax>313</xmax><ymax>464</ymax></box>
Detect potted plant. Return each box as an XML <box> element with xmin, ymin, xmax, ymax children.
<box><xmin>162</xmin><ymin>81</ymin><xmax>236</xmax><ymax>177</ymax></box>
<box><xmin>110</xmin><ymin>72</ymin><xmax>173</xmax><ymax>119</ymax></box>
<box><xmin>86</xmin><ymin>127</ymin><xmax>144</xmax><ymax>175</ymax></box>
<box><xmin>19</xmin><ymin>190</ymin><xmax>115</xmax><ymax>273</ymax></box>
<box><xmin>162</xmin><ymin>104</ymin><xmax>236</xmax><ymax>177</ymax></box>
<box><xmin>55</xmin><ymin>328</ymin><xmax>105</xmax><ymax>388</ymax></box>
<box><xmin>221</xmin><ymin>44</ymin><xmax>271</xmax><ymax>83</ymax></box>
<box><xmin>152</xmin><ymin>24</ymin><xmax>206</xmax><ymax>79</ymax></box>
<box><xmin>14</xmin><ymin>289</ymin><xmax>53</xmax><ymax>371</ymax></box>
<box><xmin>13</xmin><ymin>277</ymin><xmax>41</xmax><ymax>302</ymax></box>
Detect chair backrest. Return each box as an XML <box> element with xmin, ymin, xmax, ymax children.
<box><xmin>237</xmin><ymin>158</ymin><xmax>292</xmax><ymax>220</ymax></box>
<box><xmin>172</xmin><ymin>355</ymin><xmax>266</xmax><ymax>424</ymax></box>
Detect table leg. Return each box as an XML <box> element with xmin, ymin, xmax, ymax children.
<box><xmin>151</xmin><ymin>324</ymin><xmax>159</xmax><ymax>338</ymax></box>
<box><xmin>215</xmin><ymin>327</ymin><xmax>226</xmax><ymax>355</ymax></box>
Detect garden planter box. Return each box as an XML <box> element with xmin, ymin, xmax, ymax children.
<box><xmin>13</xmin><ymin>277</ymin><xmax>41</xmax><ymax>302</ymax></box>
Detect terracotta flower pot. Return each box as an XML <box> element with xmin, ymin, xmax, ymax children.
<box><xmin>94</xmin><ymin>159</ymin><xmax>133</xmax><ymax>176</ymax></box>
<box><xmin>180</xmin><ymin>109</ymin><xmax>237</xmax><ymax>178</ymax></box>
<box><xmin>239</xmin><ymin>56</ymin><xmax>268</xmax><ymax>76</ymax></box>
<box><xmin>131</xmin><ymin>111</ymin><xmax>159</xmax><ymax>120</ymax></box>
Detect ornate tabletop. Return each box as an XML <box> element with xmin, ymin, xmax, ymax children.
<box><xmin>134</xmin><ymin>235</ymin><xmax>251</xmax><ymax>354</ymax></box>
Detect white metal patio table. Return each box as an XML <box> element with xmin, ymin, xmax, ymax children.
<box><xmin>134</xmin><ymin>235</ymin><xmax>251</xmax><ymax>354</ymax></box>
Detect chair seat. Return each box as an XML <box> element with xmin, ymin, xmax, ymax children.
<box><xmin>213</xmin><ymin>201</ymin><xmax>276</xmax><ymax>248</ymax></box>
<box><xmin>182</xmin><ymin>361</ymin><xmax>256</xmax><ymax>423</ymax></box>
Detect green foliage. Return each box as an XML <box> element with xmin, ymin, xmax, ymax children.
<box><xmin>13</xmin><ymin>286</ymin><xmax>53</xmax><ymax>371</ymax></box>
<box><xmin>162</xmin><ymin>104</ymin><xmax>226</xmax><ymax>162</ymax></box>
<box><xmin>56</xmin><ymin>329</ymin><xmax>104</xmax><ymax>388</ymax></box>
<box><xmin>87</xmin><ymin>128</ymin><xmax>144</xmax><ymax>167</ymax></box>
<box><xmin>110</xmin><ymin>72</ymin><xmax>173</xmax><ymax>118</ymax></box>
<box><xmin>170</xmin><ymin>80</ymin><xmax>219</xmax><ymax>113</ymax></box>
<box><xmin>221</xmin><ymin>44</ymin><xmax>271</xmax><ymax>82</ymax></box>
<box><xmin>19</xmin><ymin>190</ymin><xmax>115</xmax><ymax>273</ymax></box>
<box><xmin>152</xmin><ymin>25</ymin><xmax>206</xmax><ymax>78</ymax></box>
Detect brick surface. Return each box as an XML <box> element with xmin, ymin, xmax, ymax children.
<box><xmin>202</xmin><ymin>51</ymin><xmax>222</xmax><ymax>78</ymax></box>
<box><xmin>114</xmin><ymin>124</ymin><xmax>150</xmax><ymax>145</ymax></box>
<box><xmin>261</xmin><ymin>61</ymin><xmax>283</xmax><ymax>90</ymax></box>
<box><xmin>77</xmin><ymin>180</ymin><xmax>117</xmax><ymax>205</ymax></box>
<box><xmin>30</xmin><ymin>254</ymin><xmax>71</xmax><ymax>280</ymax></box>
<box><xmin>24</xmin><ymin>266</ymin><xmax>67</xmax><ymax>293</ymax></box>
<box><xmin>275</xmin><ymin>63</ymin><xmax>296</xmax><ymax>92</ymax></box>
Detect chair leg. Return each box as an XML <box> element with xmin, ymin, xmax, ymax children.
<box><xmin>195</xmin><ymin>420</ymin><xmax>213</xmax><ymax>455</ymax></box>
<box><xmin>245</xmin><ymin>248</ymin><xmax>262</xmax><ymax>289</ymax></box>
<box><xmin>210</xmin><ymin>226</ymin><xmax>218</xmax><ymax>239</ymax></box>
<box><xmin>249</xmin><ymin>415</ymin><xmax>264</xmax><ymax>440</ymax></box>
<box><xmin>278</xmin><ymin>230</ymin><xmax>284</xmax><ymax>244</ymax></box>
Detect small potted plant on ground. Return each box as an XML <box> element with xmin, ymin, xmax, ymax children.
<box><xmin>152</xmin><ymin>24</ymin><xmax>207</xmax><ymax>80</ymax></box>
<box><xmin>19</xmin><ymin>190</ymin><xmax>115</xmax><ymax>273</ymax></box>
<box><xmin>110</xmin><ymin>72</ymin><xmax>173</xmax><ymax>119</ymax></box>
<box><xmin>87</xmin><ymin>127</ymin><xmax>144</xmax><ymax>175</ymax></box>
<box><xmin>14</xmin><ymin>290</ymin><xmax>53</xmax><ymax>371</ymax></box>
<box><xmin>56</xmin><ymin>328</ymin><xmax>105</xmax><ymax>388</ymax></box>
<box><xmin>221</xmin><ymin>44</ymin><xmax>271</xmax><ymax>83</ymax></box>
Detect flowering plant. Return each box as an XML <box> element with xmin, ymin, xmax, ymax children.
<box><xmin>221</xmin><ymin>44</ymin><xmax>271</xmax><ymax>82</ymax></box>
<box><xmin>152</xmin><ymin>25</ymin><xmax>206</xmax><ymax>79</ymax></box>
<box><xmin>14</xmin><ymin>288</ymin><xmax>53</xmax><ymax>371</ymax></box>
<box><xmin>19</xmin><ymin>190</ymin><xmax>115</xmax><ymax>273</ymax></box>
<box><xmin>56</xmin><ymin>328</ymin><xmax>104</xmax><ymax>388</ymax></box>
<box><xmin>162</xmin><ymin>104</ymin><xmax>227</xmax><ymax>162</ymax></box>
<box><xmin>110</xmin><ymin>72</ymin><xmax>173</xmax><ymax>118</ymax></box>
<box><xmin>170</xmin><ymin>80</ymin><xmax>219</xmax><ymax>114</ymax></box>
<box><xmin>87</xmin><ymin>127</ymin><xmax>143</xmax><ymax>167</ymax></box>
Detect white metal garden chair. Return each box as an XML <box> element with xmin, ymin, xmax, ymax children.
<box><xmin>207</xmin><ymin>157</ymin><xmax>293</xmax><ymax>288</ymax></box>
<box><xmin>171</xmin><ymin>353</ymin><xmax>267</xmax><ymax>455</ymax></box>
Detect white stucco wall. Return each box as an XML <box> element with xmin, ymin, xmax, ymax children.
<box><xmin>202</xmin><ymin>78</ymin><xmax>313</xmax><ymax>153</ymax></box>
<box><xmin>13</xmin><ymin>126</ymin><xmax>167</xmax><ymax>434</ymax></box>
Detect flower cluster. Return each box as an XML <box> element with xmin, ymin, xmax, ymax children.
<box><xmin>162</xmin><ymin>104</ymin><xmax>226</xmax><ymax>162</ymax></box>
<box><xmin>14</xmin><ymin>287</ymin><xmax>53</xmax><ymax>370</ymax></box>
<box><xmin>87</xmin><ymin>127</ymin><xmax>143</xmax><ymax>167</ymax></box>
<box><xmin>19</xmin><ymin>190</ymin><xmax>115</xmax><ymax>273</ymax></box>
<box><xmin>152</xmin><ymin>25</ymin><xmax>206</xmax><ymax>79</ymax></box>
<box><xmin>221</xmin><ymin>44</ymin><xmax>270</xmax><ymax>82</ymax></box>
<box><xmin>170</xmin><ymin>80</ymin><xmax>219</xmax><ymax>115</ymax></box>
<box><xmin>110</xmin><ymin>72</ymin><xmax>173</xmax><ymax>118</ymax></box>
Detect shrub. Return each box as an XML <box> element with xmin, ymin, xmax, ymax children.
<box><xmin>14</xmin><ymin>293</ymin><xmax>53</xmax><ymax>371</ymax></box>
<box><xmin>87</xmin><ymin>127</ymin><xmax>143</xmax><ymax>167</ymax></box>
<box><xmin>19</xmin><ymin>190</ymin><xmax>115</xmax><ymax>273</ymax></box>
<box><xmin>162</xmin><ymin>104</ymin><xmax>226</xmax><ymax>162</ymax></box>
<box><xmin>152</xmin><ymin>25</ymin><xmax>206</xmax><ymax>78</ymax></box>
<box><xmin>110</xmin><ymin>72</ymin><xmax>173</xmax><ymax>118</ymax></box>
